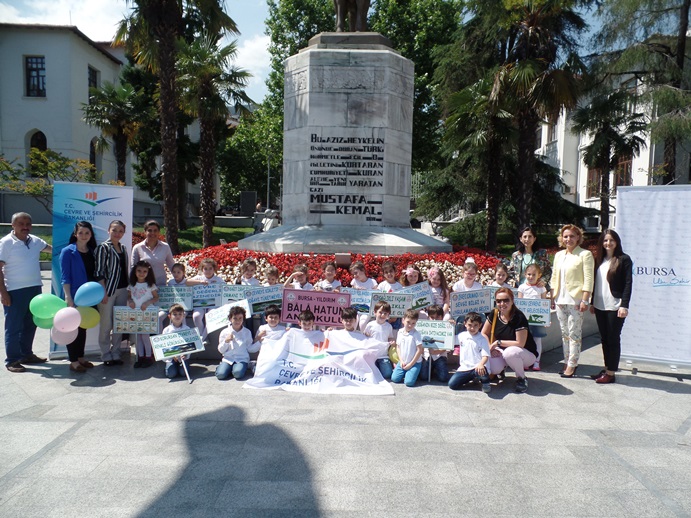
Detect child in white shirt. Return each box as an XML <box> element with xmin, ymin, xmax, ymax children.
<box><xmin>216</xmin><ymin>306</ymin><xmax>258</xmax><ymax>380</ymax></box>
<box><xmin>391</xmin><ymin>309</ymin><xmax>424</xmax><ymax>387</ymax></box>
<box><xmin>161</xmin><ymin>304</ymin><xmax>191</xmax><ymax>379</ymax></box>
<box><xmin>128</xmin><ymin>260</ymin><xmax>159</xmax><ymax>368</ymax></box>
<box><xmin>263</xmin><ymin>266</ymin><xmax>280</xmax><ymax>286</ymax></box>
<box><xmin>191</xmin><ymin>258</ymin><xmax>226</xmax><ymax>343</ymax></box>
<box><xmin>284</xmin><ymin>263</ymin><xmax>313</xmax><ymax>290</ymax></box>
<box><xmin>314</xmin><ymin>260</ymin><xmax>342</xmax><ymax>292</ymax></box>
<box><xmin>349</xmin><ymin>260</ymin><xmax>378</xmax><ymax>290</ymax></box>
<box><xmin>364</xmin><ymin>300</ymin><xmax>396</xmax><ymax>379</ymax></box>
<box><xmin>253</xmin><ymin>305</ymin><xmax>286</xmax><ymax>346</ymax></box>
<box><xmin>448</xmin><ymin>312</ymin><xmax>491</xmax><ymax>393</ymax></box>
<box><xmin>452</xmin><ymin>260</ymin><xmax>483</xmax><ymax>292</ymax></box>
<box><xmin>236</xmin><ymin>257</ymin><xmax>261</xmax><ymax>286</ymax></box>
<box><xmin>377</xmin><ymin>261</ymin><xmax>403</xmax><ymax>292</ymax></box>
<box><xmin>518</xmin><ymin>263</ymin><xmax>548</xmax><ymax>370</ymax></box>
<box><xmin>489</xmin><ymin>263</ymin><xmax>512</xmax><ymax>289</ymax></box>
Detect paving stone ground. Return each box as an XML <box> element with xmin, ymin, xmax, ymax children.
<box><xmin>2</xmin><ymin>273</ymin><xmax>691</xmax><ymax>517</ymax></box>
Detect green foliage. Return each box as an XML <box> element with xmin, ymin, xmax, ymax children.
<box><xmin>0</xmin><ymin>149</ymin><xmax>100</xmax><ymax>215</ymax></box>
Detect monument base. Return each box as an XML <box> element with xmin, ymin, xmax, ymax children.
<box><xmin>238</xmin><ymin>225</ymin><xmax>451</xmax><ymax>255</ymax></box>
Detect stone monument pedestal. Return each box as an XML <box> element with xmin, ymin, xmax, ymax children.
<box><xmin>239</xmin><ymin>33</ymin><xmax>450</xmax><ymax>254</ymax></box>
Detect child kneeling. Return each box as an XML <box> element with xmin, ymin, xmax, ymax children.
<box><xmin>391</xmin><ymin>309</ymin><xmax>423</xmax><ymax>387</ymax></box>
<box><xmin>448</xmin><ymin>312</ymin><xmax>491</xmax><ymax>393</ymax></box>
<box><xmin>216</xmin><ymin>306</ymin><xmax>258</xmax><ymax>380</ymax></box>
<box><xmin>162</xmin><ymin>304</ymin><xmax>190</xmax><ymax>379</ymax></box>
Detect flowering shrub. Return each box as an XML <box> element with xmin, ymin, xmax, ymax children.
<box><xmin>175</xmin><ymin>243</ymin><xmax>503</xmax><ymax>286</ymax></box>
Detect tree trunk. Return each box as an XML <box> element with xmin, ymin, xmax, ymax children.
<box><xmin>599</xmin><ymin>162</ymin><xmax>610</xmax><ymax>231</ymax></box>
<box><xmin>199</xmin><ymin>113</ymin><xmax>216</xmax><ymax>249</ymax></box>
<box><xmin>484</xmin><ymin>129</ymin><xmax>502</xmax><ymax>252</ymax></box>
<box><xmin>516</xmin><ymin>111</ymin><xmax>539</xmax><ymax>232</ymax></box>
<box><xmin>113</xmin><ymin>132</ymin><xmax>127</xmax><ymax>184</ymax></box>
<box><xmin>156</xmin><ymin>18</ymin><xmax>180</xmax><ymax>255</ymax></box>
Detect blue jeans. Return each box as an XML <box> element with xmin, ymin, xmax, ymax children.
<box><xmin>215</xmin><ymin>361</ymin><xmax>248</xmax><ymax>380</ymax></box>
<box><xmin>3</xmin><ymin>285</ymin><xmax>42</xmax><ymax>364</ymax></box>
<box><xmin>375</xmin><ymin>358</ymin><xmax>393</xmax><ymax>379</ymax></box>
<box><xmin>391</xmin><ymin>362</ymin><xmax>422</xmax><ymax>387</ymax></box>
<box><xmin>448</xmin><ymin>369</ymin><xmax>490</xmax><ymax>390</ymax></box>
<box><xmin>165</xmin><ymin>358</ymin><xmax>187</xmax><ymax>378</ymax></box>
<box><xmin>420</xmin><ymin>356</ymin><xmax>449</xmax><ymax>382</ymax></box>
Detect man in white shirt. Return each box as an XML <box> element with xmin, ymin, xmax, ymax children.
<box><xmin>0</xmin><ymin>213</ymin><xmax>52</xmax><ymax>372</ymax></box>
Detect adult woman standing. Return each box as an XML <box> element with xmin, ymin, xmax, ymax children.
<box><xmin>590</xmin><ymin>230</ymin><xmax>632</xmax><ymax>384</ymax></box>
<box><xmin>94</xmin><ymin>220</ymin><xmax>129</xmax><ymax>366</ymax></box>
<box><xmin>507</xmin><ymin>226</ymin><xmax>552</xmax><ymax>288</ymax></box>
<box><xmin>482</xmin><ymin>288</ymin><xmax>538</xmax><ymax>393</ymax></box>
<box><xmin>131</xmin><ymin>220</ymin><xmax>175</xmax><ymax>287</ymax></box>
<box><xmin>60</xmin><ymin>221</ymin><xmax>99</xmax><ymax>373</ymax></box>
<box><xmin>550</xmin><ymin>224</ymin><xmax>594</xmax><ymax>378</ymax></box>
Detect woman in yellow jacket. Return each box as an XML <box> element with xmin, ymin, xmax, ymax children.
<box><xmin>550</xmin><ymin>225</ymin><xmax>594</xmax><ymax>377</ymax></box>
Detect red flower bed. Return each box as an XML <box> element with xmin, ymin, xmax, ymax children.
<box><xmin>175</xmin><ymin>244</ymin><xmax>503</xmax><ymax>286</ymax></box>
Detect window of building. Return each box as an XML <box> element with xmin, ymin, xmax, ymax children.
<box><xmin>547</xmin><ymin>116</ymin><xmax>558</xmax><ymax>143</ymax></box>
<box><xmin>614</xmin><ymin>154</ymin><xmax>633</xmax><ymax>193</ymax></box>
<box><xmin>535</xmin><ymin>127</ymin><xmax>543</xmax><ymax>149</ymax></box>
<box><xmin>25</xmin><ymin>56</ymin><xmax>46</xmax><ymax>97</ymax></box>
<box><xmin>586</xmin><ymin>167</ymin><xmax>601</xmax><ymax>199</ymax></box>
<box><xmin>87</xmin><ymin>66</ymin><xmax>99</xmax><ymax>103</ymax></box>
<box><xmin>30</xmin><ymin>131</ymin><xmax>47</xmax><ymax>152</ymax></box>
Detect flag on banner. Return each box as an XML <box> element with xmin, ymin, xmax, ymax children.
<box><xmin>244</xmin><ymin>329</ymin><xmax>393</xmax><ymax>395</ymax></box>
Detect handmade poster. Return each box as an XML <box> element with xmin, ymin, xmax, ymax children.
<box><xmin>205</xmin><ymin>300</ymin><xmax>253</xmax><ymax>334</ymax></box>
<box><xmin>223</xmin><ymin>285</ymin><xmax>251</xmax><ymax>304</ymax></box>
<box><xmin>150</xmin><ymin>328</ymin><xmax>204</xmax><ymax>361</ymax></box>
<box><xmin>449</xmin><ymin>289</ymin><xmax>492</xmax><ymax>317</ymax></box>
<box><xmin>244</xmin><ymin>328</ymin><xmax>393</xmax><ymax>395</ymax></box>
<box><xmin>415</xmin><ymin>320</ymin><xmax>455</xmax><ymax>351</ymax></box>
<box><xmin>281</xmin><ymin>289</ymin><xmax>351</xmax><ymax>327</ymax></box>
<box><xmin>245</xmin><ymin>284</ymin><xmax>283</xmax><ymax>314</ymax></box>
<box><xmin>369</xmin><ymin>292</ymin><xmax>413</xmax><ymax>317</ymax></box>
<box><xmin>399</xmin><ymin>283</ymin><xmax>434</xmax><ymax>310</ymax></box>
<box><xmin>113</xmin><ymin>306</ymin><xmax>160</xmax><ymax>334</ymax></box>
<box><xmin>514</xmin><ymin>298</ymin><xmax>551</xmax><ymax>327</ymax></box>
<box><xmin>157</xmin><ymin>286</ymin><xmax>194</xmax><ymax>311</ymax></box>
<box><xmin>192</xmin><ymin>284</ymin><xmax>225</xmax><ymax>308</ymax></box>
<box><xmin>341</xmin><ymin>288</ymin><xmax>378</xmax><ymax>314</ymax></box>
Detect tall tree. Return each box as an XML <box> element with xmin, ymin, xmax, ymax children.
<box><xmin>570</xmin><ymin>89</ymin><xmax>647</xmax><ymax>229</ymax></box>
<box><xmin>178</xmin><ymin>34</ymin><xmax>252</xmax><ymax>248</ymax></box>
<box><xmin>595</xmin><ymin>0</ymin><xmax>691</xmax><ymax>184</ymax></box>
<box><xmin>82</xmin><ymin>82</ymin><xmax>142</xmax><ymax>184</ymax></box>
<box><xmin>116</xmin><ymin>0</ymin><xmax>238</xmax><ymax>254</ymax></box>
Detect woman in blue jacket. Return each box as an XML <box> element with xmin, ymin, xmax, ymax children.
<box><xmin>589</xmin><ymin>229</ymin><xmax>633</xmax><ymax>384</ymax></box>
<box><xmin>60</xmin><ymin>221</ymin><xmax>99</xmax><ymax>373</ymax></box>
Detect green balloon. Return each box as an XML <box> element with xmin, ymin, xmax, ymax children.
<box><xmin>29</xmin><ymin>293</ymin><xmax>67</xmax><ymax>320</ymax></box>
<box><xmin>33</xmin><ymin>315</ymin><xmax>54</xmax><ymax>329</ymax></box>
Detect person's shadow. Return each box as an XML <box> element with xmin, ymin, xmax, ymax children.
<box><xmin>138</xmin><ymin>405</ymin><xmax>319</xmax><ymax>517</ymax></box>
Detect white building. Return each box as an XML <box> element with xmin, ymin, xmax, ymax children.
<box><xmin>537</xmin><ymin>97</ymin><xmax>689</xmax><ymax>231</ymax></box>
<box><xmin>0</xmin><ymin>23</ymin><xmax>215</xmax><ymax>224</ymax></box>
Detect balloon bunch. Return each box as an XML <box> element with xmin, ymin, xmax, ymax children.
<box><xmin>29</xmin><ymin>282</ymin><xmax>105</xmax><ymax>345</ymax></box>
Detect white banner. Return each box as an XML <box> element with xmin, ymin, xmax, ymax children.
<box><xmin>244</xmin><ymin>329</ymin><xmax>393</xmax><ymax>395</ymax></box>
<box><xmin>618</xmin><ymin>186</ymin><xmax>691</xmax><ymax>365</ymax></box>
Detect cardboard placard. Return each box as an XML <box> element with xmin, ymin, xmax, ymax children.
<box><xmin>341</xmin><ymin>288</ymin><xmax>379</xmax><ymax>314</ymax></box>
<box><xmin>245</xmin><ymin>284</ymin><xmax>283</xmax><ymax>314</ymax></box>
<box><xmin>399</xmin><ymin>283</ymin><xmax>434</xmax><ymax>310</ymax></box>
<box><xmin>192</xmin><ymin>284</ymin><xmax>225</xmax><ymax>308</ymax></box>
<box><xmin>514</xmin><ymin>298</ymin><xmax>551</xmax><ymax>327</ymax></box>
<box><xmin>369</xmin><ymin>292</ymin><xmax>413</xmax><ymax>318</ymax></box>
<box><xmin>414</xmin><ymin>320</ymin><xmax>455</xmax><ymax>351</ymax></box>
<box><xmin>113</xmin><ymin>306</ymin><xmax>160</xmax><ymax>335</ymax></box>
<box><xmin>281</xmin><ymin>289</ymin><xmax>351</xmax><ymax>327</ymax></box>
<box><xmin>150</xmin><ymin>328</ymin><xmax>204</xmax><ymax>361</ymax></box>
<box><xmin>223</xmin><ymin>285</ymin><xmax>251</xmax><ymax>304</ymax></box>
<box><xmin>450</xmin><ymin>289</ymin><xmax>492</xmax><ymax>317</ymax></box>
<box><xmin>205</xmin><ymin>300</ymin><xmax>253</xmax><ymax>334</ymax></box>
<box><xmin>157</xmin><ymin>286</ymin><xmax>194</xmax><ymax>311</ymax></box>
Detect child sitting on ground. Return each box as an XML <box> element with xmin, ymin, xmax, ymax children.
<box><xmin>448</xmin><ymin>312</ymin><xmax>491</xmax><ymax>393</ymax></box>
<box><xmin>363</xmin><ymin>300</ymin><xmax>396</xmax><ymax>379</ymax></box>
<box><xmin>420</xmin><ymin>304</ymin><xmax>451</xmax><ymax>383</ymax></box>
<box><xmin>391</xmin><ymin>309</ymin><xmax>424</xmax><ymax>387</ymax></box>
<box><xmin>253</xmin><ymin>304</ymin><xmax>287</xmax><ymax>346</ymax></box>
<box><xmin>216</xmin><ymin>306</ymin><xmax>257</xmax><ymax>380</ymax></box>
<box><xmin>161</xmin><ymin>304</ymin><xmax>191</xmax><ymax>379</ymax></box>
<box><xmin>314</xmin><ymin>260</ymin><xmax>342</xmax><ymax>292</ymax></box>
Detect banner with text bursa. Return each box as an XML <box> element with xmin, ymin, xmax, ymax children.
<box><xmin>281</xmin><ymin>289</ymin><xmax>351</xmax><ymax>327</ymax></box>
<box><xmin>51</xmin><ymin>182</ymin><xmax>134</xmax><ymax>358</ymax></box>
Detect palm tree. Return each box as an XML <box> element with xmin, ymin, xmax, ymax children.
<box><xmin>82</xmin><ymin>82</ymin><xmax>142</xmax><ymax>184</ymax></box>
<box><xmin>177</xmin><ymin>34</ymin><xmax>252</xmax><ymax>248</ymax></box>
<box><xmin>570</xmin><ymin>90</ymin><xmax>647</xmax><ymax>230</ymax></box>
<box><xmin>115</xmin><ymin>0</ymin><xmax>238</xmax><ymax>254</ymax></box>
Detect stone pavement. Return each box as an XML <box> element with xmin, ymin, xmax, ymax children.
<box><xmin>2</xmin><ymin>273</ymin><xmax>691</xmax><ymax>517</ymax></box>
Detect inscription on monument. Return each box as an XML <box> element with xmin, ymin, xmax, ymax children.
<box><xmin>308</xmin><ymin>133</ymin><xmax>385</xmax><ymax>222</ymax></box>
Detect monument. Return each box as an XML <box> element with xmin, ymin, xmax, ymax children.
<box><xmin>239</xmin><ymin>29</ymin><xmax>451</xmax><ymax>254</ymax></box>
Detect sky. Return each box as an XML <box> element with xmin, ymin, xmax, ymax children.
<box><xmin>0</xmin><ymin>0</ymin><xmax>271</xmax><ymax>102</ymax></box>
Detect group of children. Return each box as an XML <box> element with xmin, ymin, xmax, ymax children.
<box><xmin>115</xmin><ymin>254</ymin><xmax>549</xmax><ymax>391</ymax></box>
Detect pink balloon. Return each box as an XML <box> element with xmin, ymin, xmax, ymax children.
<box><xmin>51</xmin><ymin>326</ymin><xmax>78</xmax><ymax>346</ymax></box>
<box><xmin>53</xmin><ymin>307</ymin><xmax>82</xmax><ymax>333</ymax></box>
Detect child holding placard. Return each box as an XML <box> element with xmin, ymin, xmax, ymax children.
<box><xmin>253</xmin><ymin>305</ymin><xmax>286</xmax><ymax>346</ymax></box>
<box><xmin>391</xmin><ymin>309</ymin><xmax>424</xmax><ymax>387</ymax></box>
<box><xmin>399</xmin><ymin>264</ymin><xmax>424</xmax><ymax>287</ymax></box>
<box><xmin>216</xmin><ymin>306</ymin><xmax>257</xmax><ymax>380</ymax></box>
<box><xmin>192</xmin><ymin>258</ymin><xmax>226</xmax><ymax>345</ymax></box>
<box><xmin>314</xmin><ymin>260</ymin><xmax>342</xmax><ymax>292</ymax></box>
<box><xmin>420</xmin><ymin>304</ymin><xmax>450</xmax><ymax>383</ymax></box>
<box><xmin>427</xmin><ymin>267</ymin><xmax>451</xmax><ymax>318</ymax></box>
<box><xmin>517</xmin><ymin>263</ymin><xmax>547</xmax><ymax>371</ymax></box>
<box><xmin>128</xmin><ymin>260</ymin><xmax>159</xmax><ymax>368</ymax></box>
<box><xmin>161</xmin><ymin>303</ymin><xmax>190</xmax><ymax>379</ymax></box>
<box><xmin>236</xmin><ymin>258</ymin><xmax>261</xmax><ymax>286</ymax></box>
